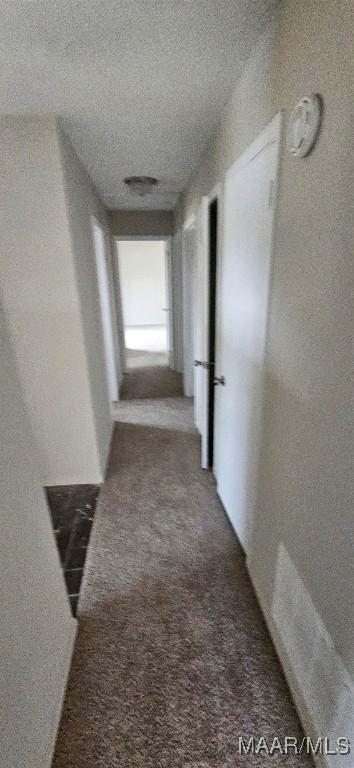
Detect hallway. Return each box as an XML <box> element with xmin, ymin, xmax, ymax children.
<box><xmin>53</xmin><ymin>393</ymin><xmax>309</xmax><ymax>767</ymax></box>
<box><xmin>1</xmin><ymin>4</ymin><xmax>352</xmax><ymax>766</ymax></box>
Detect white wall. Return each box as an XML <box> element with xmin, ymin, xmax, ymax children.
<box><xmin>171</xmin><ymin>230</ymin><xmax>184</xmax><ymax>373</ymax></box>
<box><xmin>0</xmin><ymin>117</ymin><xmax>115</xmax><ymax>485</ymax></box>
<box><xmin>0</xmin><ymin>299</ymin><xmax>76</xmax><ymax>768</ymax></box>
<box><xmin>177</xmin><ymin>0</ymin><xmax>353</xmax><ymax>755</ymax></box>
<box><xmin>58</xmin><ymin>127</ymin><xmax>120</xmax><ymax>465</ymax></box>
<box><xmin>118</xmin><ymin>240</ymin><xmax>167</xmax><ymax>326</ymax></box>
<box><xmin>182</xmin><ymin>226</ymin><xmax>198</xmax><ymax>395</ymax></box>
<box><xmin>92</xmin><ymin>221</ymin><xmax>119</xmax><ymax>402</ymax></box>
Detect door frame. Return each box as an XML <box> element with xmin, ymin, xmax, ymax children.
<box><xmin>164</xmin><ymin>237</ymin><xmax>175</xmax><ymax>369</ymax></box>
<box><xmin>197</xmin><ymin>181</ymin><xmax>223</xmax><ymax>469</ymax></box>
<box><xmin>110</xmin><ymin>236</ymin><xmax>126</xmax><ymax>375</ymax></box>
<box><xmin>182</xmin><ymin>214</ymin><xmax>197</xmax><ymax>396</ymax></box>
<box><xmin>114</xmin><ymin>235</ymin><xmax>175</xmax><ymax>370</ymax></box>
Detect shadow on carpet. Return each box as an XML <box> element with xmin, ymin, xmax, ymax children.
<box><xmin>120</xmin><ymin>363</ymin><xmax>183</xmax><ymax>400</ymax></box>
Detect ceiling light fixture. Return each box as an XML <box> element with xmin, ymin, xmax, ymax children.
<box><xmin>123</xmin><ymin>176</ymin><xmax>159</xmax><ymax>198</ymax></box>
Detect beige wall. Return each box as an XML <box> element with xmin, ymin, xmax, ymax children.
<box><xmin>58</xmin><ymin>128</ymin><xmax>118</xmax><ymax>473</ymax></box>
<box><xmin>178</xmin><ymin>0</ymin><xmax>353</xmax><ymax>746</ymax></box>
<box><xmin>0</xmin><ymin>299</ymin><xmax>76</xmax><ymax>768</ymax></box>
<box><xmin>171</xmin><ymin>230</ymin><xmax>184</xmax><ymax>373</ymax></box>
<box><xmin>0</xmin><ymin>117</ymin><xmax>112</xmax><ymax>484</ymax></box>
<box><xmin>109</xmin><ymin>209</ymin><xmax>175</xmax><ymax>237</ymax></box>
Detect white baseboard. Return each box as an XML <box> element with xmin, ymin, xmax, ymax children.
<box><xmin>43</xmin><ymin>474</ymin><xmax>103</xmax><ymax>486</ymax></box>
<box><xmin>247</xmin><ymin>552</ymin><xmax>354</xmax><ymax>768</ymax></box>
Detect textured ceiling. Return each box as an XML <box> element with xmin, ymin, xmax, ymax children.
<box><xmin>0</xmin><ymin>0</ymin><xmax>276</xmax><ymax>209</ymax></box>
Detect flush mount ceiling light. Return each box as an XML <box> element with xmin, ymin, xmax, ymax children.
<box><xmin>123</xmin><ymin>176</ymin><xmax>159</xmax><ymax>197</ymax></box>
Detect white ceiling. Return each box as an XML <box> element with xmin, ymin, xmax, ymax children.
<box><xmin>0</xmin><ymin>0</ymin><xmax>276</xmax><ymax>209</ymax></box>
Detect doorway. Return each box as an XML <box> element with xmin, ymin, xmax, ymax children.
<box><xmin>207</xmin><ymin>198</ymin><xmax>218</xmax><ymax>469</ymax></box>
<box><xmin>115</xmin><ymin>238</ymin><xmax>181</xmax><ymax>400</ymax></box>
<box><xmin>193</xmin><ymin>188</ymin><xmax>221</xmax><ymax>470</ymax></box>
<box><xmin>117</xmin><ymin>240</ymin><xmax>170</xmax><ymax>369</ymax></box>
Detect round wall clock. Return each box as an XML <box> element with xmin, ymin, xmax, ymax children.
<box><xmin>287</xmin><ymin>94</ymin><xmax>322</xmax><ymax>158</ymax></box>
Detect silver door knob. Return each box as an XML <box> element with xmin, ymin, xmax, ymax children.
<box><xmin>194</xmin><ymin>360</ymin><xmax>214</xmax><ymax>369</ymax></box>
<box><xmin>213</xmin><ymin>375</ymin><xmax>225</xmax><ymax>386</ymax></box>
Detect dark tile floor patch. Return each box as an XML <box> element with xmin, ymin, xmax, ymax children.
<box><xmin>45</xmin><ymin>484</ymin><xmax>100</xmax><ymax>617</ymax></box>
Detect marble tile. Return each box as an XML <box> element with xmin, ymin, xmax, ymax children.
<box><xmin>69</xmin><ymin>595</ymin><xmax>79</xmax><ymax>617</ymax></box>
<box><xmin>66</xmin><ymin>543</ymin><xmax>89</xmax><ymax>570</ymax></box>
<box><xmin>46</xmin><ymin>484</ymin><xmax>100</xmax><ymax>616</ymax></box>
<box><xmin>65</xmin><ymin>568</ymin><xmax>83</xmax><ymax>596</ymax></box>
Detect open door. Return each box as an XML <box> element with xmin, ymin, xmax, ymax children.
<box><xmin>194</xmin><ymin>192</ymin><xmax>220</xmax><ymax>469</ymax></box>
<box><xmin>207</xmin><ymin>198</ymin><xmax>218</xmax><ymax>469</ymax></box>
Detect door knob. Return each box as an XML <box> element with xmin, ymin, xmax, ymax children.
<box><xmin>213</xmin><ymin>375</ymin><xmax>225</xmax><ymax>386</ymax></box>
<box><xmin>194</xmin><ymin>360</ymin><xmax>215</xmax><ymax>369</ymax></box>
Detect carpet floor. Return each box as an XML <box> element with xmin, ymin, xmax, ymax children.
<box><xmin>125</xmin><ymin>348</ymin><xmax>169</xmax><ymax>369</ymax></box>
<box><xmin>52</xmin><ymin>396</ymin><xmax>310</xmax><ymax>768</ymax></box>
<box><xmin>120</xmin><ymin>351</ymin><xmax>183</xmax><ymax>400</ymax></box>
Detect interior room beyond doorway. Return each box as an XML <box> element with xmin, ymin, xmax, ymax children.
<box><xmin>117</xmin><ymin>239</ymin><xmax>169</xmax><ymax>370</ymax></box>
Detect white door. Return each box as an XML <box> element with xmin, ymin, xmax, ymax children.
<box><xmin>214</xmin><ymin>114</ymin><xmax>282</xmax><ymax>553</ymax></box>
<box><xmin>194</xmin><ymin>196</ymin><xmax>209</xmax><ymax>467</ymax></box>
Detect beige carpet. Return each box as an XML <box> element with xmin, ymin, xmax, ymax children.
<box><xmin>120</xmin><ymin>350</ymin><xmax>183</xmax><ymax>400</ymax></box>
<box><xmin>52</xmin><ymin>396</ymin><xmax>310</xmax><ymax>767</ymax></box>
<box><xmin>125</xmin><ymin>348</ymin><xmax>168</xmax><ymax>369</ymax></box>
